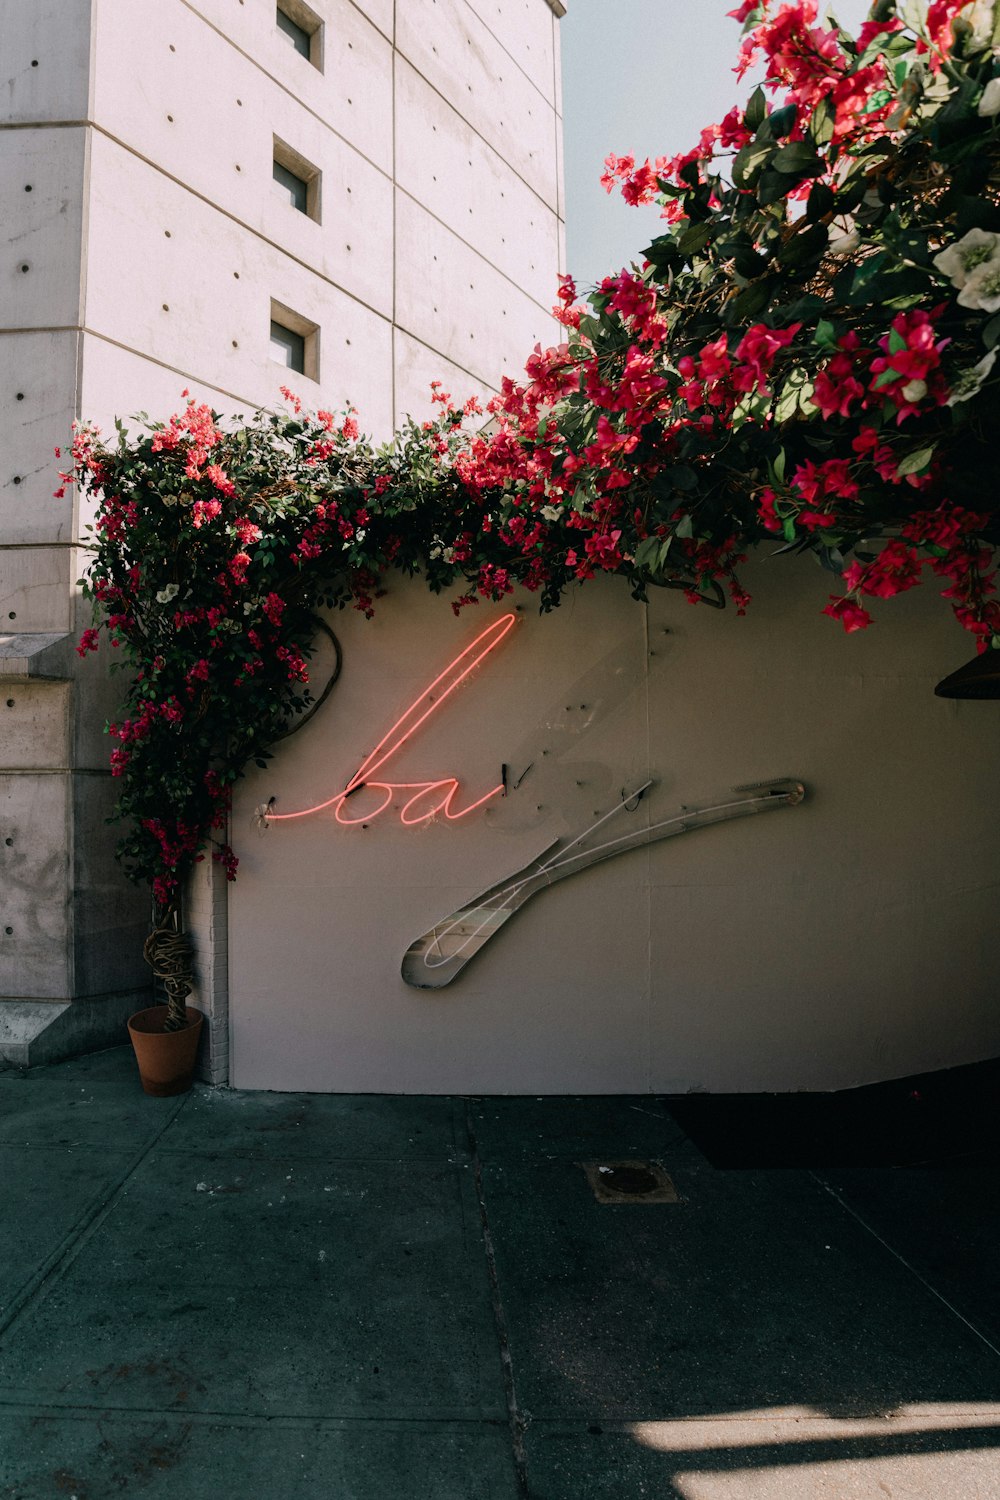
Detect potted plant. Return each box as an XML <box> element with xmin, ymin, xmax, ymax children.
<box><xmin>127</xmin><ymin>918</ymin><xmax>204</xmax><ymax>1097</ymax></box>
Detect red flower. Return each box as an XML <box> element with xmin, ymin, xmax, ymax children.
<box><xmin>733</xmin><ymin>323</ymin><xmax>800</xmax><ymax>394</ymax></box>
<box><xmin>823</xmin><ymin>597</ymin><xmax>874</xmax><ymax>632</ymax></box>
<box><xmin>192</xmin><ymin>498</ymin><xmax>222</xmax><ymax>528</ymax></box>
<box><xmin>263</xmin><ymin>592</ymin><xmax>285</xmax><ymax>626</ymax></box>
<box><xmin>843</xmin><ymin>541</ymin><xmax>923</xmax><ymax>600</ymax></box>
<box><xmin>812</xmin><ymin>350</ymin><xmax>865</xmax><ymax>420</ymax></box>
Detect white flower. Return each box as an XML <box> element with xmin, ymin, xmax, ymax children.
<box><xmin>155</xmin><ymin>583</ymin><xmax>180</xmax><ymax>604</ymax></box>
<box><xmin>933</xmin><ymin>227</ymin><xmax>1000</xmax><ymax>287</ymax></box>
<box><xmin>978</xmin><ymin>76</ymin><xmax>1000</xmax><ymax>115</ymax></box>
<box><xmin>965</xmin><ymin>0</ymin><xmax>996</xmax><ymax>46</ymax></box>
<box><xmin>957</xmin><ymin>259</ymin><xmax>1000</xmax><ymax>310</ymax></box>
<box><xmin>947</xmin><ymin>349</ymin><xmax>998</xmax><ymax>405</ymax></box>
<box><xmin>540</xmin><ymin>504</ymin><xmax>562</xmax><ymax>521</ymax></box>
<box><xmin>828</xmin><ymin>227</ymin><xmax>861</xmax><ymax>256</ymax></box>
<box><xmin>901</xmin><ymin>379</ymin><xmax>928</xmax><ymax>404</ymax></box>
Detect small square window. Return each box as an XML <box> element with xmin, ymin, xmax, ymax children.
<box><xmin>273</xmin><ymin>160</ymin><xmax>307</xmax><ymax>213</ymax></box>
<box><xmin>270</xmin><ymin>320</ymin><xmax>304</xmax><ymax>371</ymax></box>
<box><xmin>270</xmin><ymin>299</ymin><xmax>319</xmax><ymax>381</ymax></box>
<box><xmin>276</xmin><ymin>0</ymin><xmax>323</xmax><ymax>70</ymax></box>
<box><xmin>273</xmin><ymin>137</ymin><xmax>321</xmax><ymax>222</ymax></box>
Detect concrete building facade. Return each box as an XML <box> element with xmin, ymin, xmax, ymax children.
<box><xmin>1</xmin><ymin>0</ymin><xmax>568</xmax><ymax>1067</ymax></box>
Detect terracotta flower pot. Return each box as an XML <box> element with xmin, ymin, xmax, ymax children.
<box><xmin>127</xmin><ymin>1005</ymin><xmax>205</xmax><ymax>1097</ymax></box>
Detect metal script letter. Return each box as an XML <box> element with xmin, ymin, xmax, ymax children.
<box><xmin>401</xmin><ymin>778</ymin><xmax>806</xmax><ymax>989</ymax></box>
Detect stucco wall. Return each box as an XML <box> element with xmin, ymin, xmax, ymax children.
<box><xmin>226</xmin><ymin>562</ymin><xmax>1000</xmax><ymax>1095</ymax></box>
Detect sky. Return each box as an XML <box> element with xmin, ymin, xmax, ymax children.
<box><xmin>560</xmin><ymin>0</ymin><xmax>873</xmax><ymax>293</ymax></box>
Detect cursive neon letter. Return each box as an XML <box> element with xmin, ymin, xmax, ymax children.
<box><xmin>267</xmin><ymin>612</ymin><xmax>517</xmax><ymax>829</ymax></box>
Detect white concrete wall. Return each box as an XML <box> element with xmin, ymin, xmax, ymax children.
<box><xmin>227</xmin><ymin>562</ymin><xmax>1000</xmax><ymax>1095</ymax></box>
<box><xmin>77</xmin><ymin>0</ymin><xmax>563</xmax><ymax>435</ymax></box>
<box><xmin>1</xmin><ymin>0</ymin><xmax>565</xmax><ymax>1062</ymax></box>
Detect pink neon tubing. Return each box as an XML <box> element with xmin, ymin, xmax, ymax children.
<box><xmin>268</xmin><ymin>612</ymin><xmax>516</xmax><ymax>827</ymax></box>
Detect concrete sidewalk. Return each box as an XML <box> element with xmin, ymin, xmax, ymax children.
<box><xmin>1</xmin><ymin>1048</ymin><xmax>998</xmax><ymax>1499</ymax></box>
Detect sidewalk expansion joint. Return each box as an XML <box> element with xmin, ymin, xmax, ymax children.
<box><xmin>810</xmin><ymin>1170</ymin><xmax>1000</xmax><ymax>1363</ymax></box>
<box><xmin>0</xmin><ymin>1094</ymin><xmax>191</xmax><ymax>1345</ymax></box>
<box><xmin>464</xmin><ymin>1101</ymin><xmax>530</xmax><ymax>1500</ymax></box>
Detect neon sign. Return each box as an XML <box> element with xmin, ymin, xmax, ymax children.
<box><xmin>266</xmin><ymin>612</ymin><xmax>517</xmax><ymax>829</ymax></box>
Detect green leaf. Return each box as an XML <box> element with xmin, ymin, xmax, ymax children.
<box><xmin>782</xmin><ymin>517</ymin><xmax>797</xmax><ymax>542</ymax></box>
<box><xmin>774</xmin><ymin>368</ymin><xmax>816</xmax><ymax>423</ymax></box>
<box><xmin>768</xmin><ymin>103</ymin><xmax>798</xmax><ymax>138</ymax></box>
<box><xmin>674</xmin><ymin>514</ymin><xmax>694</xmax><ymax>539</ymax></box>
<box><xmin>642</xmin><ymin>236</ymin><xmax>682</xmax><ymax>274</ymax></box>
<box><xmin>633</xmin><ymin>537</ymin><xmax>662</xmax><ymax>569</ymax></box>
<box><xmin>776</xmin><ymin>222</ymin><xmax>828</xmax><ymax>270</ymax></box>
<box><xmin>896</xmin><ymin>445</ymin><xmax>935</xmax><ymax>476</ymax></box>
<box><xmin>805</xmin><ymin>181</ymin><xmax>836</xmax><ymax>222</ymax></box>
<box><xmin>854</xmin><ymin>266</ymin><xmax>932</xmax><ymax>310</ymax></box>
<box><xmin>848</xmin><ymin>252</ymin><xmax>889</xmax><ymax>300</ymax></box>
<box><xmin>983</xmin><ymin>313</ymin><xmax>1000</xmax><ymax>348</ymax></box>
<box><xmin>814</xmin><ymin>319</ymin><xmax>838</xmax><ymax>350</ymax></box>
<box><xmin>872</xmin><ymin>367</ymin><xmax>900</xmax><ymax>390</ymax></box>
<box><xmin>732</xmin><ymin>138</ymin><xmax>775</xmax><ymax>189</ymax></box>
<box><xmin>772</xmin><ymin>140</ymin><xmax>823</xmax><ymax>175</ymax></box>
<box><xmin>890</xmin><ymin>228</ymin><xmax>930</xmax><ymax>266</ymax></box>
<box><xmin>756</xmin><ymin>167</ymin><xmax>791</xmax><ymax>207</ymax></box>
<box><xmin>783</xmin><ymin>292</ymin><xmax>828</xmax><ymax>323</ymax></box>
<box><xmin>808</xmin><ymin>95</ymin><xmax>835</xmax><ymax>149</ymax></box>
<box><xmin>733</xmin><ymin>245</ymin><xmax>768</xmax><ymax>278</ymax></box>
<box><xmin>888</xmin><ymin>327</ymin><xmax>908</xmax><ymax>354</ymax></box>
<box><xmin>730</xmin><ymin>279</ymin><xmax>773</xmax><ymax>321</ymax></box>
<box><xmin>953</xmin><ymin>195</ymin><xmax>1000</xmax><ymax>236</ymax></box>
<box><xmin>678</xmin><ymin>221</ymin><xmax>713</xmax><ymax>255</ymax></box>
<box><xmin>744</xmin><ymin>85</ymin><xmax>767</xmax><ymax>131</ymax></box>
<box><xmin>663</xmin><ymin>463</ymin><xmax>698</xmax><ymax>491</ymax></box>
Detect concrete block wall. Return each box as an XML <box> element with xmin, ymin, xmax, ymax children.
<box><xmin>0</xmin><ymin>2</ymin><xmax>150</xmax><ymax>1064</ymax></box>
<box><xmin>1</xmin><ymin>0</ymin><xmax>565</xmax><ymax>1071</ymax></box>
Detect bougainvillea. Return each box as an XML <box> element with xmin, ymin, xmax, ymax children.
<box><xmin>72</xmin><ymin>0</ymin><xmax>1000</xmax><ymax>952</ymax></box>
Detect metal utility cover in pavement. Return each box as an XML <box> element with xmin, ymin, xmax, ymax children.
<box><xmin>581</xmin><ymin>1160</ymin><xmax>679</xmax><ymax>1204</ymax></box>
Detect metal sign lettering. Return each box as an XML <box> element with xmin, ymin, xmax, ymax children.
<box><xmin>401</xmin><ymin>779</ymin><xmax>805</xmax><ymax>988</ymax></box>
<box><xmin>258</xmin><ymin>612</ymin><xmax>808</xmax><ymax>990</ymax></box>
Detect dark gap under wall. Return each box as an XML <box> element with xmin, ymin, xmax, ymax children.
<box><xmin>665</xmin><ymin>1056</ymin><xmax>1000</xmax><ymax>1168</ymax></box>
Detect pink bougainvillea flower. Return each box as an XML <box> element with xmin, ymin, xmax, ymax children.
<box><xmin>732</xmin><ymin>322</ymin><xmax>800</xmax><ymax>393</ymax></box>
<box><xmin>191</xmin><ymin>498</ymin><xmax>223</xmax><ymax>528</ymax></box>
<box><xmin>823</xmin><ymin>596</ymin><xmax>874</xmax><ymax>632</ymax></box>
<box><xmin>812</xmin><ymin>351</ymin><xmax>866</xmax><ymax>419</ymax></box>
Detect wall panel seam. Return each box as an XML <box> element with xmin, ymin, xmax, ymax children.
<box><xmin>399</xmin><ymin>54</ymin><xmax>558</xmax><ymax>213</ymax></box>
<box><xmin>76</xmin><ymin>123</ymin><xmax>557</xmax><ymax>327</ymax></box>
<box><xmin>176</xmin><ymin>0</ymin><xmax>395</xmax><ymax>183</ymax></box>
<box><xmin>461</xmin><ymin>0</ymin><xmax>561</xmax><ymax>111</ymax></box>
